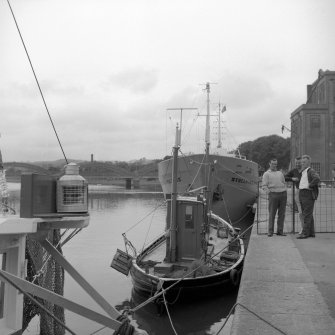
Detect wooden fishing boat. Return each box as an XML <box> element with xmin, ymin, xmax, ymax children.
<box><xmin>128</xmin><ymin>207</ymin><xmax>244</xmax><ymax>299</ymax></box>
<box><xmin>111</xmin><ymin>124</ymin><xmax>245</xmax><ymax>302</ymax></box>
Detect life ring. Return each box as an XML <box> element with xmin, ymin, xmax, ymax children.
<box><xmin>230</xmin><ymin>268</ymin><xmax>240</xmax><ymax>287</ymax></box>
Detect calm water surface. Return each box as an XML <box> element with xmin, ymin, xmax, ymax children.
<box><xmin>9</xmin><ymin>183</ymin><xmax>236</xmax><ymax>335</ymax></box>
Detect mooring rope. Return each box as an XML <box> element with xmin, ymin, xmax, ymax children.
<box><xmin>162</xmin><ymin>290</ymin><xmax>178</xmax><ymax>335</ymax></box>
<box><xmin>215</xmin><ymin>302</ymin><xmax>288</xmax><ymax>335</ymax></box>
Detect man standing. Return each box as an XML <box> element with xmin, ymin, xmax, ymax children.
<box><xmin>297</xmin><ymin>155</ymin><xmax>320</xmax><ymax>239</ymax></box>
<box><xmin>262</xmin><ymin>158</ymin><xmax>287</xmax><ymax>237</ymax></box>
<box><xmin>285</xmin><ymin>157</ymin><xmax>303</xmax><ymax>230</ymax></box>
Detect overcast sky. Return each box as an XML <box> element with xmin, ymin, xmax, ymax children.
<box><xmin>1</xmin><ymin>0</ymin><xmax>334</xmax><ymax>162</ymax></box>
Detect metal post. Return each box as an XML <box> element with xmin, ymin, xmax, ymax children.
<box><xmin>292</xmin><ymin>183</ymin><xmax>295</xmax><ymax>234</ymax></box>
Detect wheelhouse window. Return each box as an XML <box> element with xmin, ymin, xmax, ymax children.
<box><xmin>185</xmin><ymin>205</ymin><xmax>194</xmax><ymax>229</ymax></box>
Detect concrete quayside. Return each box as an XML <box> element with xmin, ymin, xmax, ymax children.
<box><xmin>230</xmin><ymin>193</ymin><xmax>335</xmax><ymax>335</ymax></box>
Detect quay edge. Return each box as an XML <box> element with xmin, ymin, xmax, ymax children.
<box><xmin>230</xmin><ymin>217</ymin><xmax>335</xmax><ymax>334</ymax></box>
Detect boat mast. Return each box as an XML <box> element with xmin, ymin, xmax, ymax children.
<box><xmin>205</xmin><ymin>82</ymin><xmax>211</xmax><ymax>158</ymax></box>
<box><xmin>168</xmin><ymin>124</ymin><xmax>181</xmax><ymax>263</ymax></box>
<box><xmin>204</xmin><ymin>82</ymin><xmax>213</xmax><ymax>206</ymax></box>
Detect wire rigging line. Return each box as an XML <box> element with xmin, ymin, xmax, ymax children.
<box><xmin>122</xmin><ymin>200</ymin><xmax>166</xmax><ymax>234</ymax></box>
<box><xmin>7</xmin><ymin>0</ymin><xmax>68</xmax><ymax>164</ymax></box>
<box><xmin>140</xmin><ymin>208</ymin><xmax>157</xmax><ymax>254</ymax></box>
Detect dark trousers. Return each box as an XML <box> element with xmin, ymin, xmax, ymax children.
<box><xmin>299</xmin><ymin>189</ymin><xmax>316</xmax><ymax>236</ymax></box>
<box><xmin>268</xmin><ymin>191</ymin><xmax>287</xmax><ymax>234</ymax></box>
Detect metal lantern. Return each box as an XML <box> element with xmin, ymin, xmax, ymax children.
<box><xmin>57</xmin><ymin>163</ymin><xmax>88</xmax><ymax>213</ymax></box>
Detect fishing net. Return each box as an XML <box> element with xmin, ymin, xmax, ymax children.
<box><xmin>0</xmin><ymin>169</ymin><xmax>9</xmax><ymax>215</ymax></box>
<box><xmin>23</xmin><ymin>229</ymin><xmax>65</xmax><ymax>335</ymax></box>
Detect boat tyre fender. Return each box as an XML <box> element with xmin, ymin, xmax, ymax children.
<box><xmin>230</xmin><ymin>268</ymin><xmax>240</xmax><ymax>287</ymax></box>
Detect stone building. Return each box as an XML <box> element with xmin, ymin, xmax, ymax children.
<box><xmin>290</xmin><ymin>69</ymin><xmax>335</xmax><ymax>180</ymax></box>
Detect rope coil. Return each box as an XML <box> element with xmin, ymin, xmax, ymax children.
<box><xmin>114</xmin><ymin>314</ymin><xmax>135</xmax><ymax>335</ymax></box>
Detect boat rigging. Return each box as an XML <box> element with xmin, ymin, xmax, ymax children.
<box><xmin>112</xmin><ymin>116</ymin><xmax>245</xmax><ymax>309</ymax></box>
<box><xmin>158</xmin><ymin>82</ymin><xmax>259</xmax><ymax>225</ymax></box>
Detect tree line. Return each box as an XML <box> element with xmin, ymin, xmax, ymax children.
<box><xmin>238</xmin><ymin>135</ymin><xmax>290</xmax><ymax>172</ymax></box>
<box><xmin>5</xmin><ymin>135</ymin><xmax>290</xmax><ymax>177</ymax></box>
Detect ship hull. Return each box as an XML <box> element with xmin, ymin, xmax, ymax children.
<box><xmin>158</xmin><ymin>154</ymin><xmax>259</xmax><ymax>225</ymax></box>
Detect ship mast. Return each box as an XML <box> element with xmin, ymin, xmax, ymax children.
<box><xmin>204</xmin><ymin>82</ymin><xmax>214</xmax><ymax>206</ymax></box>
<box><xmin>217</xmin><ymin>102</ymin><xmax>226</xmax><ymax>149</ymax></box>
<box><xmin>217</xmin><ymin>102</ymin><xmax>222</xmax><ymax>149</ymax></box>
<box><xmin>205</xmin><ymin>82</ymin><xmax>211</xmax><ymax>158</ymax></box>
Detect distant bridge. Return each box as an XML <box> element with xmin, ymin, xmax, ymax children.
<box><xmin>3</xmin><ymin>162</ymin><xmax>51</xmax><ymax>175</ymax></box>
<box><xmin>79</xmin><ymin>161</ymin><xmax>159</xmax><ymax>179</ymax></box>
<box><xmin>3</xmin><ymin>161</ymin><xmax>160</xmax><ymax>188</ymax></box>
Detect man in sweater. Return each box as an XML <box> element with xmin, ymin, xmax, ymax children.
<box><xmin>297</xmin><ymin>155</ymin><xmax>320</xmax><ymax>239</ymax></box>
<box><xmin>262</xmin><ymin>158</ymin><xmax>287</xmax><ymax>237</ymax></box>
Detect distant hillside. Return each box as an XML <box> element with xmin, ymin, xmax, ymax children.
<box><xmin>25</xmin><ymin>157</ymin><xmax>162</xmax><ymax>169</ymax></box>
<box><xmin>31</xmin><ymin>159</ymin><xmax>85</xmax><ymax>168</ymax></box>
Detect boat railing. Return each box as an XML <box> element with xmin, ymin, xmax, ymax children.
<box><xmin>137</xmin><ymin>233</ymin><xmax>166</xmax><ymax>260</ymax></box>
<box><xmin>208</xmin><ymin>211</ymin><xmax>237</xmax><ymax>236</ymax></box>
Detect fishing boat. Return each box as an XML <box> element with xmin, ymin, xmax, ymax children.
<box><xmin>111</xmin><ymin>123</ymin><xmax>245</xmax><ymax>302</ymax></box>
<box><xmin>158</xmin><ymin>83</ymin><xmax>259</xmax><ymax>226</ymax></box>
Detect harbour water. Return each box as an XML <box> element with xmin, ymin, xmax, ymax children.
<box><xmin>7</xmin><ymin>183</ymin><xmax>237</xmax><ymax>335</ymax></box>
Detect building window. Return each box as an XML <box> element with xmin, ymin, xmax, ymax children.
<box><xmin>311</xmin><ymin>162</ymin><xmax>321</xmax><ymax>176</ymax></box>
<box><xmin>310</xmin><ymin>115</ymin><xmax>321</xmax><ymax>136</ymax></box>
<box><xmin>318</xmin><ymin>83</ymin><xmax>325</xmax><ymax>103</ymax></box>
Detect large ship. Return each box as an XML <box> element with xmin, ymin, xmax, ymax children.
<box><xmin>158</xmin><ymin>83</ymin><xmax>259</xmax><ymax>227</ymax></box>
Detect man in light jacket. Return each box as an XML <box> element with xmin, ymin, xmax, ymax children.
<box><xmin>297</xmin><ymin>155</ymin><xmax>320</xmax><ymax>239</ymax></box>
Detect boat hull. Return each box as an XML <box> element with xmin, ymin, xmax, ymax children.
<box><xmin>129</xmin><ymin>235</ymin><xmax>244</xmax><ymax>302</ymax></box>
<box><xmin>158</xmin><ymin>154</ymin><xmax>259</xmax><ymax>224</ymax></box>
<box><xmin>130</xmin><ymin>264</ymin><xmax>242</xmax><ymax>301</ymax></box>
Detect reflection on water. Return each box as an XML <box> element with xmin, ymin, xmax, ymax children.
<box><xmin>122</xmin><ymin>289</ymin><xmax>236</xmax><ymax>335</ymax></box>
<box><xmin>8</xmin><ymin>183</ymin><xmax>237</xmax><ymax>335</ymax></box>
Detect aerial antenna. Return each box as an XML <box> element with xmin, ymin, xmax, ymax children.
<box><xmin>7</xmin><ymin>0</ymin><xmax>68</xmax><ymax>164</ymax></box>
<box><xmin>166</xmin><ymin>108</ymin><xmax>198</xmax><ymax>145</ymax></box>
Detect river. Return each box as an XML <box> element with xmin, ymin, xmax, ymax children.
<box><xmin>7</xmin><ymin>183</ymin><xmax>237</xmax><ymax>335</ymax></box>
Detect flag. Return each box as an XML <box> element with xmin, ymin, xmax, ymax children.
<box><xmin>221</xmin><ymin>105</ymin><xmax>226</xmax><ymax>113</ymax></box>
